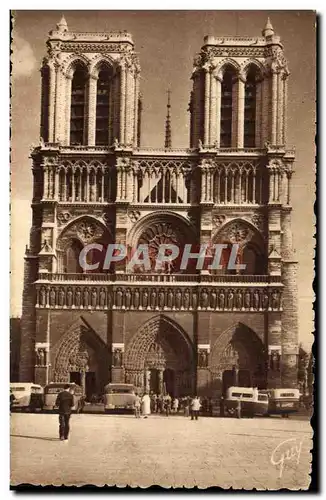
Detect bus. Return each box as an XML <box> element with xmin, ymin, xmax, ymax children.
<box><xmin>43</xmin><ymin>383</ymin><xmax>84</xmax><ymax>413</ymax></box>
<box><xmin>10</xmin><ymin>383</ymin><xmax>43</xmax><ymax>412</ymax></box>
<box><xmin>104</xmin><ymin>383</ymin><xmax>136</xmax><ymax>413</ymax></box>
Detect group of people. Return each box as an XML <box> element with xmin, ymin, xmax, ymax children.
<box><xmin>133</xmin><ymin>392</ymin><xmax>203</xmax><ymax>420</ymax></box>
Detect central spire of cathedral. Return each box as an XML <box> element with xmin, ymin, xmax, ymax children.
<box><xmin>164</xmin><ymin>89</ymin><xmax>172</xmax><ymax>149</ymax></box>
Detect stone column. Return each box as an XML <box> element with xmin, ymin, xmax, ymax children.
<box><xmin>237</xmin><ymin>77</ymin><xmax>245</xmax><ymax>149</ymax></box>
<box><xmin>271</xmin><ymin>70</ymin><xmax>278</xmax><ymax>145</ymax></box>
<box><xmin>268</xmin><ymin>167</ymin><xmax>275</xmax><ymax>203</ymax></box>
<box><xmin>55</xmin><ymin>169</ymin><xmax>60</xmax><ymax>200</ymax></box>
<box><xmin>277</xmin><ymin>72</ymin><xmax>284</xmax><ymax>146</ymax></box>
<box><xmin>261</xmin><ymin>76</ymin><xmax>269</xmax><ymax>146</ymax></box>
<box><xmin>158</xmin><ymin>370</ymin><xmax>164</xmax><ymax>395</ymax></box>
<box><xmin>119</xmin><ymin>64</ymin><xmax>126</xmax><ymax>145</ymax></box>
<box><xmin>255</xmin><ymin>78</ymin><xmax>263</xmax><ymax>148</ymax></box>
<box><xmin>125</xmin><ymin>68</ymin><xmax>134</xmax><ymax>145</ymax></box>
<box><xmin>54</xmin><ymin>64</ymin><xmax>63</xmax><ymax>142</ymax></box>
<box><xmin>48</xmin><ymin>63</ymin><xmax>56</xmax><ymax>142</ymax></box>
<box><xmin>215</xmin><ymin>75</ymin><xmax>222</xmax><ymax>148</ymax></box>
<box><xmin>283</xmin><ymin>74</ymin><xmax>288</xmax><ymax>146</ymax></box>
<box><xmin>231</xmin><ymin>77</ymin><xmax>238</xmax><ymax>147</ymax></box>
<box><xmin>87</xmin><ymin>74</ymin><xmax>98</xmax><ymax>146</ymax></box>
<box><xmin>209</xmin><ymin>71</ymin><xmax>217</xmax><ymax>145</ymax></box>
<box><xmin>133</xmin><ymin>72</ymin><xmax>140</xmax><ymax>147</ymax></box>
<box><xmin>204</xmin><ymin>67</ymin><xmax>211</xmax><ymax>146</ymax></box>
<box><xmin>267</xmin><ymin>316</ymin><xmax>282</xmax><ymax>388</ymax></box>
<box><xmin>65</xmin><ymin>75</ymin><xmax>72</xmax><ymax>145</ymax></box>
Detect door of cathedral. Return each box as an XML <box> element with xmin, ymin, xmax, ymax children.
<box><xmin>85</xmin><ymin>372</ymin><xmax>96</xmax><ymax>401</ymax></box>
<box><xmin>149</xmin><ymin>369</ymin><xmax>160</xmax><ymax>393</ymax></box>
<box><xmin>70</xmin><ymin>372</ymin><xmax>81</xmax><ymax>386</ymax></box>
<box><xmin>163</xmin><ymin>368</ymin><xmax>175</xmax><ymax>396</ymax></box>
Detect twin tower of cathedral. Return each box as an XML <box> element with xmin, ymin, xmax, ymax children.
<box><xmin>20</xmin><ymin>16</ymin><xmax>298</xmax><ymax>398</ymax></box>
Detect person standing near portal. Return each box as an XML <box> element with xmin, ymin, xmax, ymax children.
<box><xmin>141</xmin><ymin>392</ymin><xmax>151</xmax><ymax>418</ymax></box>
<box><xmin>54</xmin><ymin>384</ymin><xmax>74</xmax><ymax>441</ymax></box>
<box><xmin>191</xmin><ymin>395</ymin><xmax>201</xmax><ymax>420</ymax></box>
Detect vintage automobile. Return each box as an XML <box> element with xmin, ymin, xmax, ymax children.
<box><xmin>104</xmin><ymin>383</ymin><xmax>137</xmax><ymax>412</ymax></box>
<box><xmin>267</xmin><ymin>388</ymin><xmax>300</xmax><ymax>417</ymax></box>
<box><xmin>224</xmin><ymin>386</ymin><xmax>269</xmax><ymax>418</ymax></box>
<box><xmin>10</xmin><ymin>383</ymin><xmax>43</xmax><ymax>412</ymax></box>
<box><xmin>43</xmin><ymin>383</ymin><xmax>84</xmax><ymax>413</ymax></box>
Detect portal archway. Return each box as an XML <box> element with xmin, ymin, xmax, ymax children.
<box><xmin>124</xmin><ymin>315</ymin><xmax>195</xmax><ymax>396</ymax></box>
<box><xmin>53</xmin><ymin>321</ymin><xmax>110</xmax><ymax>400</ymax></box>
<box><xmin>210</xmin><ymin>322</ymin><xmax>266</xmax><ymax>393</ymax></box>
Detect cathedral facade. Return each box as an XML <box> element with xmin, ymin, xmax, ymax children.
<box><xmin>19</xmin><ymin>17</ymin><xmax>298</xmax><ymax>399</ymax></box>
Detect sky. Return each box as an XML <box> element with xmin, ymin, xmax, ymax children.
<box><xmin>10</xmin><ymin>10</ymin><xmax>316</xmax><ymax>349</ymax></box>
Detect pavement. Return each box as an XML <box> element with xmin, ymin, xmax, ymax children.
<box><xmin>10</xmin><ymin>412</ymin><xmax>312</xmax><ymax>489</ymax></box>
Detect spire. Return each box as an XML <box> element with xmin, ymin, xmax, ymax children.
<box><xmin>164</xmin><ymin>89</ymin><xmax>172</xmax><ymax>149</ymax></box>
<box><xmin>57</xmin><ymin>15</ymin><xmax>68</xmax><ymax>33</ymax></box>
<box><xmin>262</xmin><ymin>17</ymin><xmax>274</xmax><ymax>38</ymax></box>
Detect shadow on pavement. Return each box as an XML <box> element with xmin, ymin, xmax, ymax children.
<box><xmin>11</xmin><ymin>435</ymin><xmax>59</xmax><ymax>442</ymax></box>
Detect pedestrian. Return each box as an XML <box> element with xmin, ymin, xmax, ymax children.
<box><xmin>191</xmin><ymin>395</ymin><xmax>201</xmax><ymax>420</ymax></box>
<box><xmin>184</xmin><ymin>396</ymin><xmax>190</xmax><ymax>417</ymax></box>
<box><xmin>134</xmin><ymin>393</ymin><xmax>141</xmax><ymax>418</ymax></box>
<box><xmin>54</xmin><ymin>384</ymin><xmax>74</xmax><ymax>441</ymax></box>
<box><xmin>172</xmin><ymin>397</ymin><xmax>179</xmax><ymax>414</ymax></box>
<box><xmin>10</xmin><ymin>390</ymin><xmax>16</xmax><ymax>413</ymax></box>
<box><xmin>164</xmin><ymin>394</ymin><xmax>172</xmax><ymax>416</ymax></box>
<box><xmin>141</xmin><ymin>392</ymin><xmax>151</xmax><ymax>418</ymax></box>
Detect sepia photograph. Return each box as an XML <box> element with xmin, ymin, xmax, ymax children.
<box><xmin>10</xmin><ymin>9</ymin><xmax>315</xmax><ymax>489</ymax></box>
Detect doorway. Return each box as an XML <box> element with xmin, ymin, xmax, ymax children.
<box><xmin>149</xmin><ymin>369</ymin><xmax>159</xmax><ymax>394</ymax></box>
<box><xmin>70</xmin><ymin>372</ymin><xmax>81</xmax><ymax>386</ymax></box>
<box><xmin>85</xmin><ymin>372</ymin><xmax>96</xmax><ymax>401</ymax></box>
<box><xmin>163</xmin><ymin>369</ymin><xmax>175</xmax><ymax>397</ymax></box>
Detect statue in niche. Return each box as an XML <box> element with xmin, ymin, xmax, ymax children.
<box><xmin>227</xmin><ymin>290</ymin><xmax>234</xmax><ymax>310</ymax></box>
<box><xmin>192</xmin><ymin>291</ymin><xmax>198</xmax><ymax>310</ymax></box>
<box><xmin>125</xmin><ymin>288</ymin><xmax>131</xmax><ymax>309</ymax></box>
<box><xmin>198</xmin><ymin>350</ymin><xmax>208</xmax><ymax>368</ymax></box>
<box><xmin>150</xmin><ymin>289</ymin><xmax>157</xmax><ymax>309</ymax></box>
<box><xmin>40</xmin><ymin>287</ymin><xmax>46</xmax><ymax>306</ymax></box>
<box><xmin>218</xmin><ymin>290</ymin><xmax>225</xmax><ymax>310</ymax></box>
<box><xmin>75</xmin><ymin>288</ymin><xmax>81</xmax><ymax>307</ymax></box>
<box><xmin>113</xmin><ymin>349</ymin><xmax>123</xmax><ymax>367</ymax></box>
<box><xmin>262</xmin><ymin>291</ymin><xmax>269</xmax><ymax>309</ymax></box>
<box><xmin>99</xmin><ymin>288</ymin><xmax>106</xmax><ymax>308</ymax></box>
<box><xmin>244</xmin><ymin>291</ymin><xmax>251</xmax><ymax>309</ymax></box>
<box><xmin>167</xmin><ymin>289</ymin><xmax>174</xmax><ymax>309</ymax></box>
<box><xmin>158</xmin><ymin>289</ymin><xmax>165</xmax><ymax>309</ymax></box>
<box><xmin>67</xmin><ymin>288</ymin><xmax>73</xmax><ymax>307</ymax></box>
<box><xmin>200</xmin><ymin>289</ymin><xmax>209</xmax><ymax>309</ymax></box>
<box><xmin>91</xmin><ymin>289</ymin><xmax>97</xmax><ymax>308</ymax></box>
<box><xmin>116</xmin><ymin>288</ymin><xmax>123</xmax><ymax>308</ymax></box>
<box><xmin>210</xmin><ymin>290</ymin><xmax>217</xmax><ymax>309</ymax></box>
<box><xmin>184</xmin><ymin>289</ymin><xmax>190</xmax><ymax>310</ymax></box>
<box><xmin>133</xmin><ymin>288</ymin><xmax>140</xmax><ymax>309</ymax></box>
<box><xmin>142</xmin><ymin>289</ymin><xmax>148</xmax><ymax>309</ymax></box>
<box><xmin>58</xmin><ymin>288</ymin><xmax>65</xmax><ymax>307</ymax></box>
<box><xmin>175</xmin><ymin>289</ymin><xmax>182</xmax><ymax>309</ymax></box>
<box><xmin>49</xmin><ymin>288</ymin><xmax>56</xmax><ymax>307</ymax></box>
<box><xmin>253</xmin><ymin>290</ymin><xmax>260</xmax><ymax>310</ymax></box>
<box><xmin>83</xmin><ymin>288</ymin><xmax>89</xmax><ymax>308</ymax></box>
<box><xmin>236</xmin><ymin>290</ymin><xmax>242</xmax><ymax>310</ymax></box>
<box><xmin>271</xmin><ymin>291</ymin><xmax>279</xmax><ymax>310</ymax></box>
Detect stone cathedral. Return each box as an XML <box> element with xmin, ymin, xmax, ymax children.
<box><xmin>20</xmin><ymin>16</ymin><xmax>298</xmax><ymax>399</ymax></box>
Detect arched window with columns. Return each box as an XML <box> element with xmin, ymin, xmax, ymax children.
<box><xmin>96</xmin><ymin>68</ymin><xmax>111</xmax><ymax>145</ymax></box>
<box><xmin>244</xmin><ymin>66</ymin><xmax>258</xmax><ymax>147</ymax></box>
<box><xmin>220</xmin><ymin>66</ymin><xmax>237</xmax><ymax>147</ymax></box>
<box><xmin>70</xmin><ymin>64</ymin><xmax>88</xmax><ymax>145</ymax></box>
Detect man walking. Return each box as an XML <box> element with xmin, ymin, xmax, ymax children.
<box><xmin>54</xmin><ymin>384</ymin><xmax>74</xmax><ymax>441</ymax></box>
<box><xmin>191</xmin><ymin>395</ymin><xmax>201</xmax><ymax>420</ymax></box>
<box><xmin>134</xmin><ymin>393</ymin><xmax>141</xmax><ymax>418</ymax></box>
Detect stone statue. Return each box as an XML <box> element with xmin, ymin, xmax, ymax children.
<box><xmin>99</xmin><ymin>288</ymin><xmax>106</xmax><ymax>308</ymax></box>
<box><xmin>58</xmin><ymin>288</ymin><xmax>65</xmax><ymax>307</ymax></box>
<box><xmin>175</xmin><ymin>289</ymin><xmax>182</xmax><ymax>309</ymax></box>
<box><xmin>150</xmin><ymin>289</ymin><xmax>157</xmax><ymax>309</ymax></box>
<box><xmin>236</xmin><ymin>290</ymin><xmax>242</xmax><ymax>310</ymax></box>
<box><xmin>201</xmin><ymin>289</ymin><xmax>209</xmax><ymax>309</ymax></box>
<box><xmin>158</xmin><ymin>289</ymin><xmax>165</xmax><ymax>309</ymax></box>
<box><xmin>125</xmin><ymin>288</ymin><xmax>131</xmax><ymax>309</ymax></box>
<box><xmin>227</xmin><ymin>290</ymin><xmax>234</xmax><ymax>310</ymax></box>
<box><xmin>133</xmin><ymin>289</ymin><xmax>140</xmax><ymax>309</ymax></box>
<box><xmin>210</xmin><ymin>290</ymin><xmax>217</xmax><ymax>309</ymax></box>
<box><xmin>116</xmin><ymin>288</ymin><xmax>123</xmax><ymax>308</ymax></box>
<box><xmin>167</xmin><ymin>289</ymin><xmax>174</xmax><ymax>309</ymax></box>
<box><xmin>91</xmin><ymin>289</ymin><xmax>97</xmax><ymax>308</ymax></box>
<box><xmin>271</xmin><ymin>291</ymin><xmax>279</xmax><ymax>310</ymax></box>
<box><xmin>184</xmin><ymin>289</ymin><xmax>190</xmax><ymax>310</ymax></box>
<box><xmin>198</xmin><ymin>350</ymin><xmax>208</xmax><ymax>368</ymax></box>
<box><xmin>253</xmin><ymin>290</ymin><xmax>260</xmax><ymax>310</ymax></box>
<box><xmin>244</xmin><ymin>291</ymin><xmax>251</xmax><ymax>309</ymax></box>
<box><xmin>49</xmin><ymin>288</ymin><xmax>56</xmax><ymax>307</ymax></box>
<box><xmin>192</xmin><ymin>291</ymin><xmax>198</xmax><ymax>310</ymax></box>
<box><xmin>83</xmin><ymin>288</ymin><xmax>89</xmax><ymax>308</ymax></box>
<box><xmin>113</xmin><ymin>349</ymin><xmax>122</xmax><ymax>367</ymax></box>
<box><xmin>218</xmin><ymin>290</ymin><xmax>225</xmax><ymax>310</ymax></box>
<box><xmin>142</xmin><ymin>289</ymin><xmax>148</xmax><ymax>309</ymax></box>
<box><xmin>75</xmin><ymin>288</ymin><xmax>81</xmax><ymax>307</ymax></box>
<box><xmin>263</xmin><ymin>291</ymin><xmax>269</xmax><ymax>309</ymax></box>
<box><xmin>38</xmin><ymin>348</ymin><xmax>45</xmax><ymax>366</ymax></box>
<box><xmin>40</xmin><ymin>287</ymin><xmax>46</xmax><ymax>306</ymax></box>
<box><xmin>67</xmin><ymin>288</ymin><xmax>73</xmax><ymax>307</ymax></box>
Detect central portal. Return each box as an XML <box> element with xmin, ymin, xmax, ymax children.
<box><xmin>124</xmin><ymin>316</ymin><xmax>194</xmax><ymax>396</ymax></box>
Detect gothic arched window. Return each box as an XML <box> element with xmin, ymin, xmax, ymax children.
<box><xmin>96</xmin><ymin>69</ymin><xmax>111</xmax><ymax>145</ymax></box>
<box><xmin>220</xmin><ymin>67</ymin><xmax>237</xmax><ymax>147</ymax></box>
<box><xmin>244</xmin><ymin>67</ymin><xmax>258</xmax><ymax>148</ymax></box>
<box><xmin>70</xmin><ymin>65</ymin><xmax>88</xmax><ymax>146</ymax></box>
